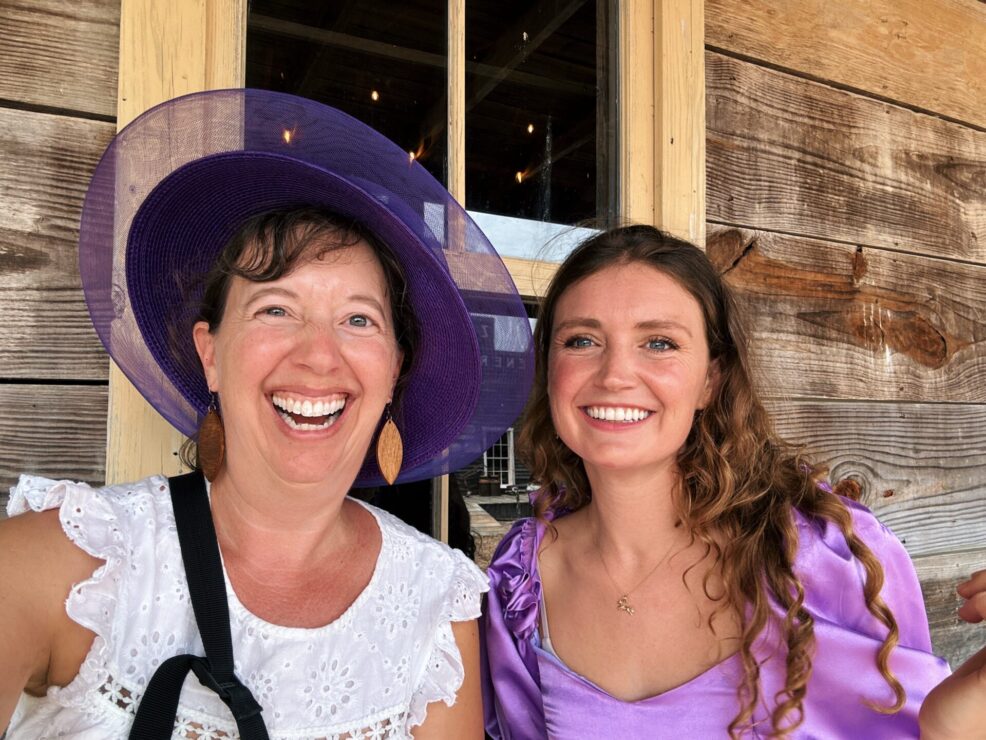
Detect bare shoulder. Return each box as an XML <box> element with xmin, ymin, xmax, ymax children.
<box><xmin>538</xmin><ymin>507</ymin><xmax>589</xmax><ymax>562</ymax></box>
<box><xmin>0</xmin><ymin>508</ymin><xmax>102</xmax><ymax>714</ymax></box>
<box><xmin>0</xmin><ymin>507</ymin><xmax>103</xmax><ymax>583</ymax></box>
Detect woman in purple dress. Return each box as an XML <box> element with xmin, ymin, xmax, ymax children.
<box><xmin>482</xmin><ymin>225</ymin><xmax>981</xmax><ymax>738</ymax></box>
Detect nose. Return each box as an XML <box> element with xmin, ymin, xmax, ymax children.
<box><xmin>292</xmin><ymin>322</ymin><xmax>343</xmax><ymax>374</ymax></box>
<box><xmin>596</xmin><ymin>343</ymin><xmax>635</xmax><ymax>391</ymax></box>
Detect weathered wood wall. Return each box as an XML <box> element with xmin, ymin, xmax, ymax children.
<box><xmin>1</xmin><ymin>0</ymin><xmax>982</xmax><ymax>675</ymax></box>
<box><xmin>0</xmin><ymin>0</ymin><xmax>119</xmax><ymax>507</ymax></box>
<box><xmin>706</xmin><ymin>0</ymin><xmax>986</xmax><ymax>668</ymax></box>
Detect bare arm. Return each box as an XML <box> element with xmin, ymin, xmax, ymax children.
<box><xmin>412</xmin><ymin>619</ymin><xmax>484</xmax><ymax>739</ymax></box>
<box><xmin>919</xmin><ymin>569</ymin><xmax>986</xmax><ymax>740</ymax></box>
<box><xmin>0</xmin><ymin>509</ymin><xmax>101</xmax><ymax>729</ymax></box>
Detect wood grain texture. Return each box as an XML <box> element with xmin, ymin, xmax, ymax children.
<box><xmin>706</xmin><ymin>52</ymin><xmax>986</xmax><ymax>262</ymax></box>
<box><xmin>768</xmin><ymin>399</ymin><xmax>986</xmax><ymax>559</ymax></box>
<box><xmin>654</xmin><ymin>0</ymin><xmax>705</xmax><ymax>243</ymax></box>
<box><xmin>0</xmin><ymin>107</ymin><xmax>115</xmax><ymax>245</ymax></box>
<box><xmin>706</xmin><ymin>0</ymin><xmax>986</xmax><ymax>130</ymax></box>
<box><xmin>0</xmin><ymin>107</ymin><xmax>115</xmax><ymax>379</ymax></box>
<box><xmin>0</xmin><ymin>0</ymin><xmax>119</xmax><ymax>117</ymax></box>
<box><xmin>619</xmin><ymin>0</ymin><xmax>655</xmax><ymax>224</ymax></box>
<box><xmin>502</xmin><ymin>256</ymin><xmax>558</xmax><ymax>299</ymax></box>
<box><xmin>0</xmin><ymin>384</ymin><xmax>108</xmax><ymax>510</ymax></box>
<box><xmin>914</xmin><ymin>548</ymin><xmax>986</xmax><ymax>669</ymax></box>
<box><xmin>0</xmin><ymin>288</ymin><xmax>106</xmax><ymax>380</ymax></box>
<box><xmin>707</xmin><ymin>226</ymin><xmax>986</xmax><ymax>402</ymax></box>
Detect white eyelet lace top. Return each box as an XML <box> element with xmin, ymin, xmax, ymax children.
<box><xmin>5</xmin><ymin>474</ymin><xmax>489</xmax><ymax>740</ymax></box>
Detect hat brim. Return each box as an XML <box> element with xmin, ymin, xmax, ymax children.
<box><xmin>79</xmin><ymin>89</ymin><xmax>533</xmax><ymax>486</ymax></box>
<box><xmin>128</xmin><ymin>152</ymin><xmax>482</xmax><ymax>485</ymax></box>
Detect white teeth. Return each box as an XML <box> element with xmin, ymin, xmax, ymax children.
<box><xmin>277</xmin><ymin>409</ymin><xmax>339</xmax><ymax>431</ymax></box>
<box><xmin>586</xmin><ymin>406</ymin><xmax>651</xmax><ymax>423</ymax></box>
<box><xmin>271</xmin><ymin>394</ymin><xmax>347</xmax><ymax>421</ymax></box>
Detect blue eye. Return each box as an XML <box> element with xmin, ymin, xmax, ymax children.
<box><xmin>647</xmin><ymin>338</ymin><xmax>676</xmax><ymax>351</ymax></box>
<box><xmin>348</xmin><ymin>315</ymin><xmax>370</xmax><ymax>327</ymax></box>
<box><xmin>261</xmin><ymin>306</ymin><xmax>287</xmax><ymax>317</ymax></box>
<box><xmin>563</xmin><ymin>335</ymin><xmax>594</xmax><ymax>349</ymax></box>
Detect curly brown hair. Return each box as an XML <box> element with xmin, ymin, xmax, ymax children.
<box><xmin>519</xmin><ymin>224</ymin><xmax>904</xmax><ymax>737</ymax></box>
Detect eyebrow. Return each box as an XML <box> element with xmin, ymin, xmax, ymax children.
<box><xmin>243</xmin><ymin>287</ymin><xmax>388</xmax><ymax>314</ymax></box>
<box><xmin>243</xmin><ymin>286</ymin><xmax>296</xmax><ymax>305</ymax></box>
<box><xmin>553</xmin><ymin>317</ymin><xmax>693</xmax><ymax>337</ymax></box>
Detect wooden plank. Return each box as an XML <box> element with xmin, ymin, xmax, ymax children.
<box><xmin>118</xmin><ymin>1</ymin><xmax>246</xmax><ymax>117</ymax></box>
<box><xmin>0</xmin><ymin>288</ymin><xmax>105</xmax><ymax>380</ymax></box>
<box><xmin>108</xmin><ymin>0</ymin><xmax>248</xmax><ymax>485</ymax></box>
<box><xmin>707</xmin><ymin>226</ymin><xmax>986</xmax><ymax>402</ymax></box>
<box><xmin>0</xmin><ymin>107</ymin><xmax>115</xmax><ymax>245</ymax></box>
<box><xmin>914</xmin><ymin>548</ymin><xmax>986</xmax><ymax>669</ymax></box>
<box><xmin>654</xmin><ymin>0</ymin><xmax>705</xmax><ymax>243</ymax></box>
<box><xmin>706</xmin><ymin>52</ymin><xmax>986</xmax><ymax>262</ymax></box>
<box><xmin>769</xmin><ymin>399</ymin><xmax>986</xmax><ymax>559</ymax></box>
<box><xmin>619</xmin><ymin>0</ymin><xmax>655</xmax><ymax>224</ymax></box>
<box><xmin>0</xmin><ymin>0</ymin><xmax>119</xmax><ymax>118</ymax></box>
<box><xmin>0</xmin><ymin>384</ymin><xmax>108</xmax><ymax>511</ymax></box>
<box><xmin>0</xmin><ymin>107</ymin><xmax>115</xmax><ymax>379</ymax></box>
<box><xmin>706</xmin><ymin>0</ymin><xmax>986</xmax><ymax>130</ymax></box>
<box><xmin>620</xmin><ymin>0</ymin><xmax>705</xmax><ymax>238</ymax></box>
<box><xmin>502</xmin><ymin>256</ymin><xmax>558</xmax><ymax>299</ymax></box>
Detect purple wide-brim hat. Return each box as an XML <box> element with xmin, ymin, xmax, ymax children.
<box><xmin>79</xmin><ymin>88</ymin><xmax>533</xmax><ymax>486</ymax></box>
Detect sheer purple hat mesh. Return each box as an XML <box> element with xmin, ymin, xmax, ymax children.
<box><xmin>79</xmin><ymin>88</ymin><xmax>533</xmax><ymax>486</ymax></box>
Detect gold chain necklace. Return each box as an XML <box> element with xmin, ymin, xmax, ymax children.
<box><xmin>596</xmin><ymin>536</ymin><xmax>680</xmax><ymax>616</ymax></box>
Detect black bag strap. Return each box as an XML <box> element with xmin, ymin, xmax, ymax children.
<box><xmin>129</xmin><ymin>471</ymin><xmax>270</xmax><ymax>739</ymax></box>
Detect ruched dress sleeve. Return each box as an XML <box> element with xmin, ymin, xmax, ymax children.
<box><xmin>759</xmin><ymin>499</ymin><xmax>951</xmax><ymax>738</ymax></box>
<box><xmin>481</xmin><ymin>518</ymin><xmax>549</xmax><ymax>740</ymax></box>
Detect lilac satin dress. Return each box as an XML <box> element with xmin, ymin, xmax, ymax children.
<box><xmin>481</xmin><ymin>499</ymin><xmax>950</xmax><ymax>739</ymax></box>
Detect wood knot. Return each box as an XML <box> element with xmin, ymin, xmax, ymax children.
<box><xmin>832</xmin><ymin>478</ymin><xmax>862</xmax><ymax>501</ymax></box>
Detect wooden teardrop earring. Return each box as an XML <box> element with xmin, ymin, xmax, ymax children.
<box><xmin>198</xmin><ymin>394</ymin><xmax>225</xmax><ymax>482</ymax></box>
<box><xmin>375</xmin><ymin>404</ymin><xmax>403</xmax><ymax>485</ymax></box>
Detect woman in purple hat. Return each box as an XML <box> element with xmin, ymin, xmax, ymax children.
<box><xmin>0</xmin><ymin>89</ymin><xmax>532</xmax><ymax>739</ymax></box>
<box><xmin>481</xmin><ymin>225</ymin><xmax>986</xmax><ymax>738</ymax></box>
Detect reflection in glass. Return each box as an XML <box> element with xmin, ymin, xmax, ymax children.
<box><xmin>247</xmin><ymin>1</ymin><xmax>449</xmax><ymax>185</ymax></box>
<box><xmin>466</xmin><ymin>1</ymin><xmax>618</xmax><ymax>228</ymax></box>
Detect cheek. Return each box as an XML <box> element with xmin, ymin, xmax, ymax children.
<box><xmin>341</xmin><ymin>338</ymin><xmax>402</xmax><ymax>386</ymax></box>
<box><xmin>546</xmin><ymin>357</ymin><xmax>583</xmax><ymax>428</ymax></box>
<box><xmin>213</xmin><ymin>327</ymin><xmax>290</xmax><ymax>385</ymax></box>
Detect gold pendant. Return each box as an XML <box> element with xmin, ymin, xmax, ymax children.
<box><xmin>617</xmin><ymin>595</ymin><xmax>635</xmax><ymax>616</ymax></box>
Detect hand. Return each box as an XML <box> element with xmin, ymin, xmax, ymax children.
<box><xmin>919</xmin><ymin>570</ymin><xmax>986</xmax><ymax>739</ymax></box>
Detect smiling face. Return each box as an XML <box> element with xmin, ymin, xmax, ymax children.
<box><xmin>547</xmin><ymin>261</ymin><xmax>717</xmax><ymax>480</ymax></box>
<box><xmin>193</xmin><ymin>239</ymin><xmax>403</xmax><ymax>487</ymax></box>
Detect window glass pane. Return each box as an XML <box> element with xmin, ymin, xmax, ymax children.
<box><xmin>466</xmin><ymin>1</ymin><xmax>617</xmax><ymax>260</ymax></box>
<box><xmin>247</xmin><ymin>1</ymin><xmax>449</xmax><ymax>185</ymax></box>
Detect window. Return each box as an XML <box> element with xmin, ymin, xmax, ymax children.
<box><xmin>246</xmin><ymin>1</ymin><xmax>617</xmax><ymax>541</ymax></box>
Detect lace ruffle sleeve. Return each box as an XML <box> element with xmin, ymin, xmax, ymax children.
<box><xmin>8</xmin><ymin>475</ymin><xmax>127</xmax><ymax>641</ymax></box>
<box><xmin>407</xmin><ymin>548</ymin><xmax>489</xmax><ymax>729</ymax></box>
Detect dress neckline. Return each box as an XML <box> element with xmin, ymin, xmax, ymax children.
<box><xmin>531</xmin><ymin>516</ymin><xmax>741</xmax><ymax>705</ymax></box>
